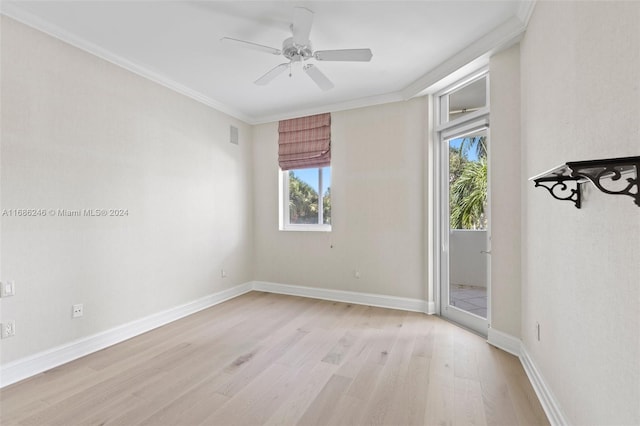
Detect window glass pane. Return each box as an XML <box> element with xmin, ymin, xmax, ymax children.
<box><xmin>448</xmin><ymin>130</ymin><xmax>488</xmax><ymax>319</ymax></box>
<box><xmin>322</xmin><ymin>166</ymin><xmax>331</xmax><ymax>225</ymax></box>
<box><xmin>448</xmin><ymin>131</ymin><xmax>488</xmax><ymax>230</ymax></box>
<box><xmin>288</xmin><ymin>169</ymin><xmax>320</xmax><ymax>224</ymax></box>
<box><xmin>448</xmin><ymin>77</ymin><xmax>486</xmax><ymax>121</ymax></box>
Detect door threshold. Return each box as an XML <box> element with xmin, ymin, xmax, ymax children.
<box><xmin>436</xmin><ymin>314</ymin><xmax>488</xmax><ymax>338</ymax></box>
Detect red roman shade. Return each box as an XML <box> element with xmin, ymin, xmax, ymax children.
<box><xmin>278</xmin><ymin>113</ymin><xmax>331</xmax><ymax>171</ymax></box>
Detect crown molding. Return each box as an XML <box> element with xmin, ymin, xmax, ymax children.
<box><xmin>0</xmin><ymin>3</ymin><xmax>255</xmax><ymax>124</ymax></box>
<box><xmin>2</xmin><ymin>1</ymin><xmax>534</xmax><ymax>125</ymax></box>
<box><xmin>401</xmin><ymin>15</ymin><xmax>527</xmax><ymax>99</ymax></box>
<box><xmin>517</xmin><ymin>0</ymin><xmax>537</xmax><ymax>27</ymax></box>
<box><xmin>251</xmin><ymin>91</ymin><xmax>405</xmax><ymax>124</ymax></box>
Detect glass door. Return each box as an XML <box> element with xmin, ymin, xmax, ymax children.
<box><xmin>440</xmin><ymin>129</ymin><xmax>489</xmax><ymax>335</ymax></box>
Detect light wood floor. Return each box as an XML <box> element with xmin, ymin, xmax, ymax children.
<box><xmin>0</xmin><ymin>292</ymin><xmax>548</xmax><ymax>425</ymax></box>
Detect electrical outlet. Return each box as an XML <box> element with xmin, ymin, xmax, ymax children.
<box><xmin>72</xmin><ymin>304</ymin><xmax>84</xmax><ymax>318</ymax></box>
<box><xmin>1</xmin><ymin>280</ymin><xmax>15</xmax><ymax>297</ymax></box>
<box><xmin>1</xmin><ymin>320</ymin><xmax>16</xmax><ymax>338</ymax></box>
<box><xmin>221</xmin><ymin>269</ymin><xmax>227</xmax><ymax>278</ymax></box>
<box><xmin>354</xmin><ymin>270</ymin><xmax>361</xmax><ymax>279</ymax></box>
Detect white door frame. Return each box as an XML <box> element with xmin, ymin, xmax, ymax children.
<box><xmin>432</xmin><ymin>70</ymin><xmax>491</xmax><ymax>336</ymax></box>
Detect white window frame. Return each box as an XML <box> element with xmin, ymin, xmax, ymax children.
<box><xmin>279</xmin><ymin>167</ymin><xmax>332</xmax><ymax>232</ymax></box>
<box><xmin>436</xmin><ymin>69</ymin><xmax>490</xmax><ymax>131</ymax></box>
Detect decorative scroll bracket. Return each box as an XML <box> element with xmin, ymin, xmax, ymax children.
<box><xmin>533</xmin><ymin>176</ymin><xmax>582</xmax><ymax>208</ymax></box>
<box><xmin>530</xmin><ymin>156</ymin><xmax>640</xmax><ymax>209</ymax></box>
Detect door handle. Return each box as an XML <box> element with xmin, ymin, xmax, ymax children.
<box><xmin>481</xmin><ymin>250</ymin><xmax>491</xmax><ymax>255</ymax></box>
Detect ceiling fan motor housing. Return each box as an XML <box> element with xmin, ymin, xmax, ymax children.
<box><xmin>282</xmin><ymin>37</ymin><xmax>313</xmax><ymax>62</ymax></box>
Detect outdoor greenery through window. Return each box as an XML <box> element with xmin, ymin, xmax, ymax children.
<box><xmin>449</xmin><ymin>134</ymin><xmax>487</xmax><ymax>230</ymax></box>
<box><xmin>285</xmin><ymin>166</ymin><xmax>331</xmax><ymax>227</ymax></box>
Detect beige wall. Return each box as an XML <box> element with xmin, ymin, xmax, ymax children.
<box><xmin>1</xmin><ymin>17</ymin><xmax>254</xmax><ymax>363</ymax></box>
<box><xmin>252</xmin><ymin>99</ymin><xmax>428</xmax><ymax>300</ymax></box>
<box><xmin>521</xmin><ymin>2</ymin><xmax>640</xmax><ymax>424</ymax></box>
<box><xmin>489</xmin><ymin>44</ymin><xmax>522</xmax><ymax>337</ymax></box>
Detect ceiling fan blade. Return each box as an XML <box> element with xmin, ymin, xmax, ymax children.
<box><xmin>292</xmin><ymin>7</ymin><xmax>313</xmax><ymax>46</ymax></box>
<box><xmin>303</xmin><ymin>64</ymin><xmax>334</xmax><ymax>91</ymax></box>
<box><xmin>314</xmin><ymin>48</ymin><xmax>373</xmax><ymax>62</ymax></box>
<box><xmin>254</xmin><ymin>63</ymin><xmax>289</xmax><ymax>85</ymax></box>
<box><xmin>220</xmin><ymin>37</ymin><xmax>281</xmax><ymax>55</ymax></box>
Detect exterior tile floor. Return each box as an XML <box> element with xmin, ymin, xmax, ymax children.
<box><xmin>450</xmin><ymin>284</ymin><xmax>487</xmax><ymax>318</ymax></box>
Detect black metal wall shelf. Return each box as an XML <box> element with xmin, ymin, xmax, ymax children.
<box><xmin>530</xmin><ymin>156</ymin><xmax>640</xmax><ymax>209</ymax></box>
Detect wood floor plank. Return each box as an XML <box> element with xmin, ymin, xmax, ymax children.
<box><xmin>424</xmin><ymin>319</ymin><xmax>456</xmax><ymax>426</ymax></box>
<box><xmin>0</xmin><ymin>292</ymin><xmax>549</xmax><ymax>426</ymax></box>
<box><xmin>501</xmin><ymin>350</ymin><xmax>550</xmax><ymax>425</ymax></box>
<box><xmin>323</xmin><ymin>393</ymin><xmax>367</xmax><ymax>426</ymax></box>
<box><xmin>18</xmin><ymin>342</ymin><xmax>196</xmax><ymax>426</ymax></box>
<box><xmin>345</xmin><ymin>358</ymin><xmax>384</xmax><ymax>399</ymax></box>
<box><xmin>296</xmin><ymin>373</ymin><xmax>353</xmax><ymax>426</ymax></box>
<box><xmin>382</xmin><ymin>349</ymin><xmax>431</xmax><ymax>426</ymax></box>
<box><xmin>137</xmin><ymin>384</ymin><xmax>229</xmax><ymax>426</ymax></box>
<box><xmin>477</xmin><ymin>344</ymin><xmax>522</xmax><ymax>425</ymax></box>
<box><xmin>214</xmin><ymin>327</ymin><xmax>310</xmax><ymax>397</ymax></box>
<box><xmin>263</xmin><ymin>361</ymin><xmax>337</xmax><ymax>426</ymax></box>
<box><xmin>454</xmin><ymin>376</ymin><xmax>488</xmax><ymax>426</ymax></box>
<box><xmin>202</xmin><ymin>362</ymin><xmax>299</xmax><ymax>426</ymax></box>
<box><xmin>358</xmin><ymin>335</ymin><xmax>415</xmax><ymax>425</ymax></box>
<box><xmin>321</xmin><ymin>330</ymin><xmax>358</xmax><ymax>365</ymax></box>
<box><xmin>333</xmin><ymin>327</ymin><xmax>374</xmax><ymax>379</ymax></box>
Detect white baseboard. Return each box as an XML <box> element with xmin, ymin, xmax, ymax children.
<box><xmin>520</xmin><ymin>344</ymin><xmax>569</xmax><ymax>426</ymax></box>
<box><xmin>0</xmin><ymin>282</ymin><xmax>252</xmax><ymax>388</ymax></box>
<box><xmin>252</xmin><ymin>281</ymin><xmax>430</xmax><ymax>314</ymax></box>
<box><xmin>486</xmin><ymin>329</ymin><xmax>568</xmax><ymax>426</ymax></box>
<box><xmin>487</xmin><ymin>327</ymin><xmax>522</xmax><ymax>356</ymax></box>
<box><xmin>0</xmin><ymin>280</ymin><xmax>435</xmax><ymax>388</ymax></box>
<box><xmin>426</xmin><ymin>300</ymin><xmax>436</xmax><ymax>314</ymax></box>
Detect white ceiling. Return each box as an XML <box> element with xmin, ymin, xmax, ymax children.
<box><xmin>1</xmin><ymin>1</ymin><xmax>533</xmax><ymax>124</ymax></box>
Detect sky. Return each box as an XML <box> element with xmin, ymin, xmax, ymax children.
<box><xmin>449</xmin><ymin>136</ymin><xmax>483</xmax><ymax>162</ymax></box>
<box><xmin>291</xmin><ymin>166</ymin><xmax>331</xmax><ymax>194</ymax></box>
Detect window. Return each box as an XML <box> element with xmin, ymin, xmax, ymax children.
<box><xmin>438</xmin><ymin>74</ymin><xmax>488</xmax><ymax>125</ymax></box>
<box><xmin>281</xmin><ymin>166</ymin><xmax>331</xmax><ymax>231</ymax></box>
<box><xmin>277</xmin><ymin>112</ymin><xmax>332</xmax><ymax>232</ymax></box>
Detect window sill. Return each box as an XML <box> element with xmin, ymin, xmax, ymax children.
<box><xmin>280</xmin><ymin>224</ymin><xmax>332</xmax><ymax>232</ymax></box>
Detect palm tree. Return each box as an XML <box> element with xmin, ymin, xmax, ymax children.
<box><xmin>289</xmin><ymin>172</ymin><xmax>318</xmax><ymax>224</ymax></box>
<box><xmin>449</xmin><ymin>135</ymin><xmax>488</xmax><ymax>229</ymax></box>
<box><xmin>459</xmin><ymin>135</ymin><xmax>487</xmax><ymax>160</ymax></box>
<box><xmin>450</xmin><ymin>158</ymin><xmax>487</xmax><ymax>229</ymax></box>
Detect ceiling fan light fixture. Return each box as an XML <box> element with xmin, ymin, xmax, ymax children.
<box><xmin>221</xmin><ymin>6</ymin><xmax>372</xmax><ymax>91</ymax></box>
<box><xmin>282</xmin><ymin>37</ymin><xmax>313</xmax><ymax>62</ymax></box>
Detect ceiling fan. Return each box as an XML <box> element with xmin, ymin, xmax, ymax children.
<box><xmin>220</xmin><ymin>7</ymin><xmax>373</xmax><ymax>91</ymax></box>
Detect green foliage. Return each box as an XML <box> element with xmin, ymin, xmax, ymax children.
<box><xmin>323</xmin><ymin>187</ymin><xmax>331</xmax><ymax>224</ymax></box>
<box><xmin>289</xmin><ymin>172</ymin><xmax>318</xmax><ymax>224</ymax></box>
<box><xmin>288</xmin><ymin>171</ymin><xmax>331</xmax><ymax>225</ymax></box>
<box><xmin>449</xmin><ymin>145</ymin><xmax>465</xmax><ymax>183</ymax></box>
<box><xmin>449</xmin><ymin>136</ymin><xmax>488</xmax><ymax>230</ymax></box>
